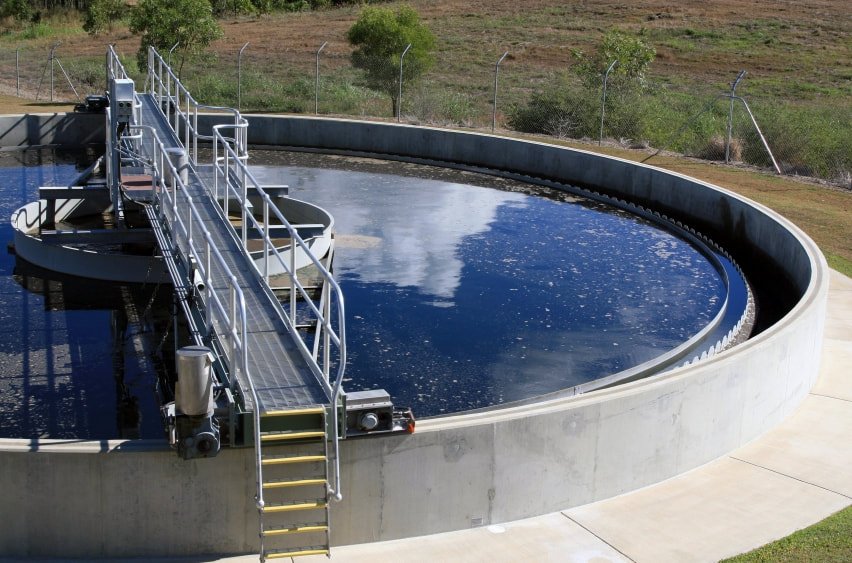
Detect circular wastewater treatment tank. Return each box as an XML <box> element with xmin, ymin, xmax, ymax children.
<box><xmin>247</xmin><ymin>151</ymin><xmax>750</xmax><ymax>417</ymax></box>
<box><xmin>0</xmin><ymin>148</ymin><xmax>750</xmax><ymax>438</ymax></box>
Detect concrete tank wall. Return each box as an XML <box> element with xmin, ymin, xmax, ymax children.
<box><xmin>0</xmin><ymin>114</ymin><xmax>828</xmax><ymax>557</ymax></box>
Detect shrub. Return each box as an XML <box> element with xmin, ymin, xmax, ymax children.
<box><xmin>508</xmin><ymin>80</ymin><xmax>599</xmax><ymax>139</ymax></box>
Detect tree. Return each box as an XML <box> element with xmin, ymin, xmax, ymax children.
<box><xmin>0</xmin><ymin>0</ymin><xmax>35</xmax><ymax>23</ymax></box>
<box><xmin>129</xmin><ymin>0</ymin><xmax>223</xmax><ymax>74</ymax></box>
<box><xmin>573</xmin><ymin>30</ymin><xmax>656</xmax><ymax>90</ymax></box>
<box><xmin>83</xmin><ymin>0</ymin><xmax>125</xmax><ymax>36</ymax></box>
<box><xmin>347</xmin><ymin>5</ymin><xmax>436</xmax><ymax>117</ymax></box>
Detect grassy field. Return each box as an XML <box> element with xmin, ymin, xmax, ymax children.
<box><xmin>1</xmin><ymin>2</ymin><xmax>849</xmax><ymax>178</ymax></box>
<box><xmin>4</xmin><ymin>1</ymin><xmax>847</xmax><ymax>96</ymax></box>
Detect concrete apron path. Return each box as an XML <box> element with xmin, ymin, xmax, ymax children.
<box><xmin>294</xmin><ymin>269</ymin><xmax>852</xmax><ymax>563</ymax></box>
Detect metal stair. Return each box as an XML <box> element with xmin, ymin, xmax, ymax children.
<box><xmin>258</xmin><ymin>407</ymin><xmax>332</xmax><ymax>560</ymax></box>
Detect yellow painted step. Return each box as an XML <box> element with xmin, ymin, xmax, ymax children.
<box><xmin>262</xmin><ymin>524</ymin><xmax>328</xmax><ymax>537</ymax></box>
<box><xmin>260</xmin><ymin>430</ymin><xmax>325</xmax><ymax>442</ymax></box>
<box><xmin>265</xmin><ymin>548</ymin><xmax>329</xmax><ymax>559</ymax></box>
<box><xmin>262</xmin><ymin>454</ymin><xmax>325</xmax><ymax>466</ymax></box>
<box><xmin>263</xmin><ymin>407</ymin><xmax>325</xmax><ymax>417</ymax></box>
<box><xmin>263</xmin><ymin>478</ymin><xmax>326</xmax><ymax>489</ymax></box>
<box><xmin>263</xmin><ymin>500</ymin><xmax>326</xmax><ymax>513</ymax></box>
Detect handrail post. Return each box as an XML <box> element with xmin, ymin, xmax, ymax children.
<box><xmin>492</xmin><ymin>51</ymin><xmax>509</xmax><ymax>133</ymax></box>
<box><xmin>223</xmin><ymin>149</ymin><xmax>230</xmax><ymax>217</ymax></box>
<box><xmin>213</xmin><ymin>134</ymin><xmax>219</xmax><ymax>199</ymax></box>
<box><xmin>323</xmin><ymin>286</ymin><xmax>331</xmax><ymax>380</ymax></box>
<box><xmin>241</xmin><ymin>161</ymin><xmax>248</xmax><ymax>250</ymax></box>
<box><xmin>185</xmin><ymin>96</ymin><xmax>190</xmax><ymax>150</ymax></box>
<box><xmin>157</xmin><ymin>53</ymin><xmax>163</xmax><ymax>103</ymax></box>
<box><xmin>192</xmin><ymin>107</ymin><xmax>198</xmax><ymax>164</ymax></box>
<box><xmin>229</xmin><ymin>284</ymin><xmax>237</xmax><ymax>364</ymax></box>
<box><xmin>148</xmin><ymin>46</ymin><xmax>155</xmax><ymax>95</ymax></box>
<box><xmin>263</xmin><ymin>198</ymin><xmax>269</xmax><ymax>281</ymax></box>
<box><xmin>290</xmin><ymin>227</ymin><xmax>297</xmax><ymax>321</ymax></box>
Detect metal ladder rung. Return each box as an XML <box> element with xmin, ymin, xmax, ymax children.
<box><xmin>263</xmin><ymin>478</ymin><xmax>326</xmax><ymax>489</ymax></box>
<box><xmin>263</xmin><ymin>500</ymin><xmax>326</xmax><ymax>513</ymax></box>
<box><xmin>260</xmin><ymin>430</ymin><xmax>325</xmax><ymax>442</ymax></box>
<box><xmin>265</xmin><ymin>548</ymin><xmax>329</xmax><ymax>559</ymax></box>
<box><xmin>262</xmin><ymin>524</ymin><xmax>328</xmax><ymax>537</ymax></box>
<box><xmin>262</xmin><ymin>454</ymin><xmax>326</xmax><ymax>466</ymax></box>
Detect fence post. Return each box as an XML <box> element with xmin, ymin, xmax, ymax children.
<box><xmin>492</xmin><ymin>51</ymin><xmax>509</xmax><ymax>133</ymax></box>
<box><xmin>315</xmin><ymin>41</ymin><xmax>327</xmax><ymax>115</ymax></box>
<box><xmin>599</xmin><ymin>59</ymin><xmax>618</xmax><ymax>146</ymax></box>
<box><xmin>168</xmin><ymin>42</ymin><xmax>179</xmax><ymax>69</ymax></box>
<box><xmin>238</xmin><ymin>42</ymin><xmax>249</xmax><ymax>111</ymax></box>
<box><xmin>16</xmin><ymin>48</ymin><xmax>20</xmax><ymax>97</ymax></box>
<box><xmin>50</xmin><ymin>43</ymin><xmax>58</xmax><ymax>102</ymax></box>
<box><xmin>726</xmin><ymin>70</ymin><xmax>746</xmax><ymax>164</ymax></box>
<box><xmin>398</xmin><ymin>43</ymin><xmax>412</xmax><ymax>122</ymax></box>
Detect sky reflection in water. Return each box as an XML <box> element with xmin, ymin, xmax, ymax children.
<box><xmin>249</xmin><ymin>153</ymin><xmax>726</xmax><ymax>416</ymax></box>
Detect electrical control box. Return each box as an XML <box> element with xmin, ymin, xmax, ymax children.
<box><xmin>109</xmin><ymin>78</ymin><xmax>135</xmax><ymax>124</ymax></box>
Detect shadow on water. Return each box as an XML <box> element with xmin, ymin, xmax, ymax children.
<box><xmin>0</xmin><ymin>148</ymin><xmax>171</xmax><ymax>440</ymax></box>
<box><xmin>2</xmin><ymin>258</ymin><xmax>173</xmax><ymax>440</ymax></box>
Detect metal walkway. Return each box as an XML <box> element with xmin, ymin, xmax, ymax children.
<box><xmin>106</xmin><ymin>47</ymin><xmax>347</xmax><ymax>559</ymax></box>
<box><xmin>134</xmin><ymin>74</ymin><xmax>329</xmax><ymax>412</ymax></box>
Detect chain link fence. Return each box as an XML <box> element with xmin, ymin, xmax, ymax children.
<box><xmin>2</xmin><ymin>43</ymin><xmax>849</xmax><ymax>188</ymax></box>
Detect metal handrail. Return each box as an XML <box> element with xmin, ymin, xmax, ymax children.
<box><xmin>129</xmin><ymin>122</ymin><xmax>264</xmax><ymax>507</ymax></box>
<box><xmin>127</xmin><ymin>125</ymin><xmax>250</xmax><ymax>388</ymax></box>
<box><xmin>138</xmin><ymin>46</ymin><xmax>347</xmax><ymax>503</ymax></box>
<box><xmin>106</xmin><ymin>47</ymin><xmax>266</xmax><ymax>510</ymax></box>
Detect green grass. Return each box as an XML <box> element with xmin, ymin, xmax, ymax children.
<box><xmin>721</xmin><ymin>505</ymin><xmax>852</xmax><ymax>562</ymax></box>
<box><xmin>826</xmin><ymin>254</ymin><xmax>852</xmax><ymax>279</ymax></box>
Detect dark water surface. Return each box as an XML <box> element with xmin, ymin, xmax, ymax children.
<box><xmin>0</xmin><ymin>149</ymin><xmax>167</xmax><ymax>439</ymax></box>
<box><xmin>248</xmin><ymin>152</ymin><xmax>728</xmax><ymax>416</ymax></box>
<box><xmin>0</xmin><ymin>148</ymin><xmax>733</xmax><ymax>436</ymax></box>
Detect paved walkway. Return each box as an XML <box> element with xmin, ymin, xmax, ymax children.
<box><xmin>293</xmin><ymin>269</ymin><xmax>852</xmax><ymax>563</ymax></box>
